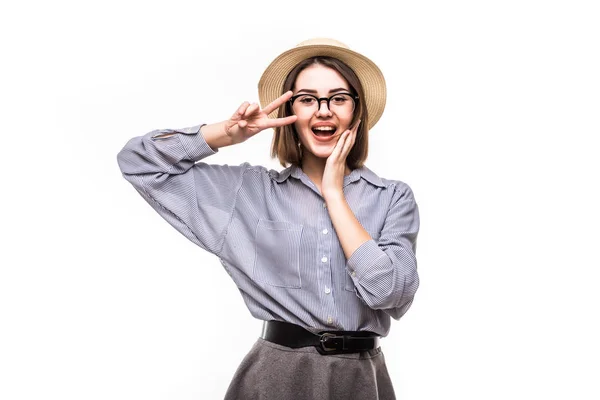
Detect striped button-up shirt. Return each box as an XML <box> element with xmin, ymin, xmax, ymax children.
<box><xmin>117</xmin><ymin>124</ymin><xmax>420</xmax><ymax>336</ymax></box>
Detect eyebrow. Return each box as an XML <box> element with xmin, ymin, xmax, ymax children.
<box><xmin>295</xmin><ymin>87</ymin><xmax>351</xmax><ymax>94</ymax></box>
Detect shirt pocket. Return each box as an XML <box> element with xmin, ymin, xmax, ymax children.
<box><xmin>253</xmin><ymin>218</ymin><xmax>304</xmax><ymax>289</ymax></box>
<box><xmin>345</xmin><ymin>230</ymin><xmax>381</xmax><ymax>292</ymax></box>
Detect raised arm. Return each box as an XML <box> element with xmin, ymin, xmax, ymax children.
<box><xmin>116</xmin><ymin>93</ymin><xmax>298</xmax><ymax>256</ymax></box>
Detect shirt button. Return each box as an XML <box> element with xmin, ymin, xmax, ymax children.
<box><xmin>321</xmin><ymin>256</ymin><xmax>328</xmax><ymax>263</ymax></box>
<box><xmin>350</xmin><ymin>270</ymin><xmax>356</xmax><ymax>277</ymax></box>
<box><xmin>324</xmin><ymin>287</ymin><xmax>331</xmax><ymax>294</ymax></box>
<box><xmin>322</xmin><ymin>203</ymin><xmax>327</xmax><ymax>208</ymax></box>
<box><xmin>327</xmin><ymin>316</ymin><xmax>333</xmax><ymax>324</ymax></box>
<box><xmin>322</xmin><ymin>229</ymin><xmax>328</xmax><ymax>235</ymax></box>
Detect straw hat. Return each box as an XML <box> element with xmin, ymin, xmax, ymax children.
<box><xmin>258</xmin><ymin>38</ymin><xmax>387</xmax><ymax>130</ymax></box>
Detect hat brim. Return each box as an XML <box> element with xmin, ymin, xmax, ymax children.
<box><xmin>258</xmin><ymin>44</ymin><xmax>386</xmax><ymax>130</ymax></box>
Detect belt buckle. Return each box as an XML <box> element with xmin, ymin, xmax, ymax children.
<box><xmin>318</xmin><ymin>332</ymin><xmax>343</xmax><ymax>355</ymax></box>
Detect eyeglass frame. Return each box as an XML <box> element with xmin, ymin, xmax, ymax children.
<box><xmin>289</xmin><ymin>92</ymin><xmax>359</xmax><ymax>114</ymax></box>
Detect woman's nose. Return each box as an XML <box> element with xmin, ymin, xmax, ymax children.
<box><xmin>315</xmin><ymin>100</ymin><xmax>332</xmax><ymax>117</ymax></box>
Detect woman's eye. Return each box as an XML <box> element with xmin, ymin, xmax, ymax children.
<box><xmin>300</xmin><ymin>97</ymin><xmax>315</xmax><ymax>104</ymax></box>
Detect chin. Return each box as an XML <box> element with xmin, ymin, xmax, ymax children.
<box><xmin>307</xmin><ymin>145</ymin><xmax>335</xmax><ymax>159</ymax></box>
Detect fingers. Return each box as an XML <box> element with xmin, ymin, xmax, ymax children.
<box><xmin>330</xmin><ymin>130</ymin><xmax>347</xmax><ymax>158</ymax></box>
<box><xmin>244</xmin><ymin>102</ymin><xmax>260</xmax><ymax>118</ymax></box>
<box><xmin>262</xmin><ymin>90</ymin><xmax>294</xmax><ymax>115</ymax></box>
<box><xmin>341</xmin><ymin>130</ymin><xmax>354</xmax><ymax>155</ymax></box>
<box><xmin>345</xmin><ymin>120</ymin><xmax>359</xmax><ymax>151</ymax></box>
<box><xmin>232</xmin><ymin>102</ymin><xmax>259</xmax><ymax>130</ymax></box>
<box><xmin>339</xmin><ymin>119</ymin><xmax>360</xmax><ymax>154</ymax></box>
<box><xmin>233</xmin><ymin>101</ymin><xmax>250</xmax><ymax>120</ymax></box>
<box><xmin>232</xmin><ymin>90</ymin><xmax>294</xmax><ymax>124</ymax></box>
<box><xmin>335</xmin><ymin>124</ymin><xmax>357</xmax><ymax>159</ymax></box>
<box><xmin>265</xmin><ymin>114</ymin><xmax>297</xmax><ymax>129</ymax></box>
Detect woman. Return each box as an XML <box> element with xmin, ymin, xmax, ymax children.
<box><xmin>117</xmin><ymin>38</ymin><xmax>420</xmax><ymax>399</ymax></box>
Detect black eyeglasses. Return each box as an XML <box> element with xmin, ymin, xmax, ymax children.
<box><xmin>289</xmin><ymin>92</ymin><xmax>359</xmax><ymax>114</ymax></box>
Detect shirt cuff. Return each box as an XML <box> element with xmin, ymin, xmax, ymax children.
<box><xmin>346</xmin><ymin>239</ymin><xmax>386</xmax><ymax>282</ymax></box>
<box><xmin>151</xmin><ymin>124</ymin><xmax>218</xmax><ymax>161</ymax></box>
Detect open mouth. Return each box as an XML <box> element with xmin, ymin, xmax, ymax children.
<box><xmin>311</xmin><ymin>126</ymin><xmax>337</xmax><ymax>138</ymax></box>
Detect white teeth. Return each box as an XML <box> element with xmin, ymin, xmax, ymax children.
<box><xmin>313</xmin><ymin>127</ymin><xmax>335</xmax><ymax>131</ymax></box>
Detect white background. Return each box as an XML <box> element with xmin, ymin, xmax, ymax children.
<box><xmin>1</xmin><ymin>0</ymin><xmax>599</xmax><ymax>399</ymax></box>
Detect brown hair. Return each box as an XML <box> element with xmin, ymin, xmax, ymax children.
<box><xmin>270</xmin><ymin>56</ymin><xmax>369</xmax><ymax>169</ymax></box>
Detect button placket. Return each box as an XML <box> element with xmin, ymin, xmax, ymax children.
<box><xmin>318</xmin><ymin>199</ymin><xmax>336</xmax><ymax>324</ymax></box>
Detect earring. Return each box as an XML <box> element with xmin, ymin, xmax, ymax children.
<box><xmin>297</xmin><ymin>141</ymin><xmax>303</xmax><ymax>158</ymax></box>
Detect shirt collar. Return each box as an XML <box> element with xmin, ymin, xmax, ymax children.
<box><xmin>271</xmin><ymin>164</ymin><xmax>385</xmax><ymax>188</ymax></box>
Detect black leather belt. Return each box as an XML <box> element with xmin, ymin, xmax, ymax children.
<box><xmin>261</xmin><ymin>320</ymin><xmax>380</xmax><ymax>355</ymax></box>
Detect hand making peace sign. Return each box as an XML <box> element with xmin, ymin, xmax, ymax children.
<box><xmin>223</xmin><ymin>91</ymin><xmax>298</xmax><ymax>145</ymax></box>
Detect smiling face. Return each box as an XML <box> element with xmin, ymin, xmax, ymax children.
<box><xmin>291</xmin><ymin>64</ymin><xmax>355</xmax><ymax>161</ymax></box>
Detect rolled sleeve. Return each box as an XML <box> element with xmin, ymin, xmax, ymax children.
<box><xmin>345</xmin><ymin>184</ymin><xmax>420</xmax><ymax>319</ymax></box>
<box><xmin>346</xmin><ymin>239</ymin><xmax>384</xmax><ymax>280</ymax></box>
<box><xmin>150</xmin><ymin>124</ymin><xmax>218</xmax><ymax>161</ymax></box>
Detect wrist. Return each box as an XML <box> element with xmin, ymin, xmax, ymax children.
<box><xmin>323</xmin><ymin>190</ymin><xmax>345</xmax><ymax>204</ymax></box>
<box><xmin>200</xmin><ymin>121</ymin><xmax>234</xmax><ymax>149</ymax></box>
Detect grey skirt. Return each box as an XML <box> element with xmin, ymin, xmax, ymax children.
<box><xmin>224</xmin><ymin>337</ymin><xmax>396</xmax><ymax>400</ymax></box>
